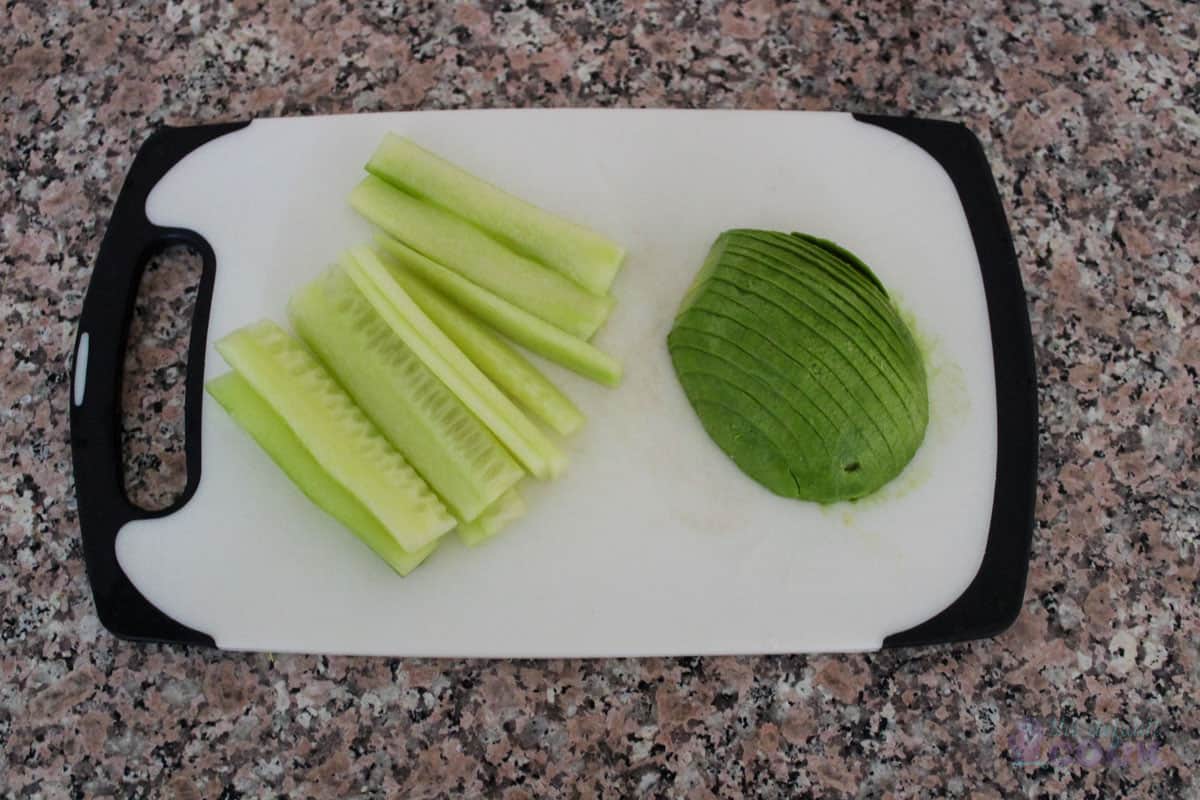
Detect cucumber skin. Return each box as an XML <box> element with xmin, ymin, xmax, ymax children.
<box><xmin>367</xmin><ymin>134</ymin><xmax>625</xmax><ymax>295</ymax></box>
<box><xmin>342</xmin><ymin>248</ymin><xmax>567</xmax><ymax>480</ymax></box>
<box><xmin>350</xmin><ymin>175</ymin><xmax>613</xmax><ymax>339</ymax></box>
<box><xmin>215</xmin><ymin>320</ymin><xmax>455</xmax><ymax>552</ymax></box>
<box><xmin>388</xmin><ymin>266</ymin><xmax>586</xmax><ymax>437</ymax></box>
<box><xmin>289</xmin><ymin>270</ymin><xmax>523</xmax><ymax>522</ymax></box>
<box><xmin>457</xmin><ymin>488</ymin><xmax>527</xmax><ymax>547</ymax></box>
<box><xmin>206</xmin><ymin>372</ymin><xmax>438</xmax><ymax>575</ymax></box>
<box><xmin>376</xmin><ymin>235</ymin><xmax>622</xmax><ymax>387</ymax></box>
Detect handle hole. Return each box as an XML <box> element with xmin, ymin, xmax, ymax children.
<box><xmin>121</xmin><ymin>243</ymin><xmax>203</xmax><ymax>511</ymax></box>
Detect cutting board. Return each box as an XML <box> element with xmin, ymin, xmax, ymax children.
<box><xmin>69</xmin><ymin>110</ymin><xmax>1036</xmax><ymax>657</ymax></box>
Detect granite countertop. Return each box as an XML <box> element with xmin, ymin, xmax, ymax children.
<box><xmin>3</xmin><ymin>1</ymin><xmax>1197</xmax><ymax>797</ymax></box>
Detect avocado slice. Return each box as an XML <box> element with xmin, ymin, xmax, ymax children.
<box><xmin>668</xmin><ymin>230</ymin><xmax>929</xmax><ymax>503</ymax></box>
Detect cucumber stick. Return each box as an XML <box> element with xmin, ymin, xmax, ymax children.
<box><xmin>376</xmin><ymin>235</ymin><xmax>623</xmax><ymax>387</ymax></box>
<box><xmin>367</xmin><ymin>134</ymin><xmax>626</xmax><ymax>295</ymax></box>
<box><xmin>457</xmin><ymin>488</ymin><xmax>526</xmax><ymax>547</ymax></box>
<box><xmin>350</xmin><ymin>175</ymin><xmax>613</xmax><ymax>340</ymax></box>
<box><xmin>214</xmin><ymin>321</ymin><xmax>454</xmax><ymax>552</ymax></box>
<box><xmin>289</xmin><ymin>269</ymin><xmax>523</xmax><ymax>521</ymax></box>
<box><xmin>341</xmin><ymin>247</ymin><xmax>566</xmax><ymax>480</ymax></box>
<box><xmin>206</xmin><ymin>372</ymin><xmax>438</xmax><ymax>575</ymax></box>
<box><xmin>387</xmin><ymin>266</ymin><xmax>585</xmax><ymax>437</ymax></box>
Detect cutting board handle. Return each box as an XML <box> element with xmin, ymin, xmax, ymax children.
<box><xmin>69</xmin><ymin>122</ymin><xmax>249</xmax><ymax>646</ymax></box>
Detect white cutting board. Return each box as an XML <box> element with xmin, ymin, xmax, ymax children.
<box><xmin>119</xmin><ymin>110</ymin><xmax>996</xmax><ymax>656</ymax></box>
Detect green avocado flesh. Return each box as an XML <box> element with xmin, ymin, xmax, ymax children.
<box><xmin>667</xmin><ymin>230</ymin><xmax>929</xmax><ymax>503</ymax></box>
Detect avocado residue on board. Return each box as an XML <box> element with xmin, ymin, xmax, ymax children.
<box><xmin>667</xmin><ymin>229</ymin><xmax>929</xmax><ymax>504</ymax></box>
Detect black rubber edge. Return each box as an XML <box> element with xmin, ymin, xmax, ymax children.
<box><xmin>851</xmin><ymin>115</ymin><xmax>1039</xmax><ymax>648</ymax></box>
<box><xmin>69</xmin><ymin>121</ymin><xmax>250</xmax><ymax>647</ymax></box>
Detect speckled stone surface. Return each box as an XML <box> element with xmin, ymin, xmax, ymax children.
<box><xmin>2</xmin><ymin>1</ymin><xmax>1198</xmax><ymax>797</ymax></box>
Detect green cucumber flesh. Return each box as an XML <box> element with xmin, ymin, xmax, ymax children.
<box><xmin>376</xmin><ymin>235</ymin><xmax>622</xmax><ymax>387</ymax></box>
<box><xmin>289</xmin><ymin>269</ymin><xmax>523</xmax><ymax>521</ymax></box>
<box><xmin>206</xmin><ymin>372</ymin><xmax>438</xmax><ymax>575</ymax></box>
<box><xmin>386</xmin><ymin>266</ymin><xmax>585</xmax><ymax>437</ymax></box>
<box><xmin>350</xmin><ymin>175</ymin><xmax>613</xmax><ymax>339</ymax></box>
<box><xmin>457</xmin><ymin>488</ymin><xmax>527</xmax><ymax>547</ymax></box>
<box><xmin>367</xmin><ymin>134</ymin><xmax>626</xmax><ymax>295</ymax></box>
<box><xmin>341</xmin><ymin>247</ymin><xmax>567</xmax><ymax>480</ymax></box>
<box><xmin>214</xmin><ymin>321</ymin><xmax>454</xmax><ymax>552</ymax></box>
